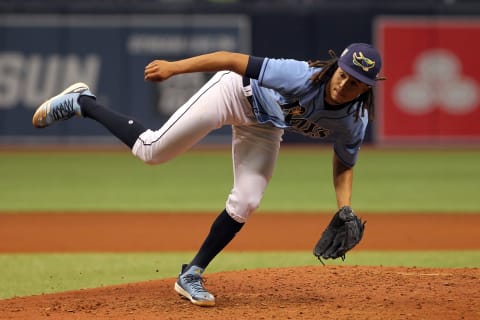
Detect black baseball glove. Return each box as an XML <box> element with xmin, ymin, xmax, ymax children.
<box><xmin>313</xmin><ymin>206</ymin><xmax>366</xmax><ymax>264</ymax></box>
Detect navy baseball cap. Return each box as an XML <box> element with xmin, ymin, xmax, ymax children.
<box><xmin>338</xmin><ymin>43</ymin><xmax>382</xmax><ymax>86</ymax></box>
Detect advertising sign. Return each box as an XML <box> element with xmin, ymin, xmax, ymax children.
<box><xmin>0</xmin><ymin>14</ymin><xmax>250</xmax><ymax>143</ymax></box>
<box><xmin>376</xmin><ymin>17</ymin><xmax>480</xmax><ymax>143</ymax></box>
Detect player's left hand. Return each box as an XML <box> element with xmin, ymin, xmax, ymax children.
<box><xmin>313</xmin><ymin>206</ymin><xmax>366</xmax><ymax>264</ymax></box>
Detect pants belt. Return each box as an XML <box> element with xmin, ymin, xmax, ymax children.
<box><xmin>242</xmin><ymin>76</ymin><xmax>250</xmax><ymax>87</ymax></box>
<box><xmin>242</xmin><ymin>76</ymin><xmax>253</xmax><ymax>106</ymax></box>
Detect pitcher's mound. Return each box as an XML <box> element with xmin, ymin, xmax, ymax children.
<box><xmin>1</xmin><ymin>265</ymin><xmax>479</xmax><ymax>319</ymax></box>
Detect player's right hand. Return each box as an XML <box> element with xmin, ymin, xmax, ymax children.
<box><xmin>144</xmin><ymin>60</ymin><xmax>176</xmax><ymax>82</ymax></box>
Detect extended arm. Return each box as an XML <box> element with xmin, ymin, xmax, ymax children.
<box><xmin>332</xmin><ymin>153</ymin><xmax>354</xmax><ymax>208</ymax></box>
<box><xmin>144</xmin><ymin>51</ymin><xmax>250</xmax><ymax>82</ymax></box>
<box><xmin>313</xmin><ymin>153</ymin><xmax>364</xmax><ymax>263</ymax></box>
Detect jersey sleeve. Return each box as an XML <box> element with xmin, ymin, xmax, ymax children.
<box><xmin>244</xmin><ymin>56</ymin><xmax>265</xmax><ymax>79</ymax></box>
<box><xmin>332</xmin><ymin>114</ymin><xmax>369</xmax><ymax>168</ymax></box>
<box><xmin>333</xmin><ymin>139</ymin><xmax>363</xmax><ymax>168</ymax></box>
<box><xmin>256</xmin><ymin>58</ymin><xmax>315</xmax><ymax>96</ymax></box>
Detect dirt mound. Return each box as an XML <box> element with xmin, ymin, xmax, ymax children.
<box><xmin>1</xmin><ymin>265</ymin><xmax>479</xmax><ymax>320</ymax></box>
<box><xmin>1</xmin><ymin>213</ymin><xmax>479</xmax><ymax>318</ymax></box>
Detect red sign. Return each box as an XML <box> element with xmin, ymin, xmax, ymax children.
<box><xmin>375</xmin><ymin>17</ymin><xmax>480</xmax><ymax>143</ymax></box>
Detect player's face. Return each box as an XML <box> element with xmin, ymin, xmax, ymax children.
<box><xmin>325</xmin><ymin>67</ymin><xmax>370</xmax><ymax>105</ymax></box>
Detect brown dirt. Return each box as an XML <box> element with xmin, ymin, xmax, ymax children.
<box><xmin>0</xmin><ymin>212</ymin><xmax>479</xmax><ymax>320</ymax></box>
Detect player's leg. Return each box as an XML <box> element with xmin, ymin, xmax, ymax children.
<box><xmin>183</xmin><ymin>124</ymin><xmax>283</xmax><ymax>268</ymax></box>
<box><xmin>32</xmin><ymin>82</ymin><xmax>147</xmax><ymax>149</ymax></box>
<box><xmin>225</xmin><ymin>124</ymin><xmax>284</xmax><ymax>223</ymax></box>
<box><xmin>174</xmin><ymin>124</ymin><xmax>283</xmax><ymax>306</ymax></box>
<box><xmin>131</xmin><ymin>71</ymin><xmax>253</xmax><ymax>165</ymax></box>
<box><xmin>32</xmin><ymin>72</ymin><xmax>250</xmax><ymax>165</ymax></box>
<box><xmin>80</xmin><ymin>96</ymin><xmax>146</xmax><ymax>148</ymax></box>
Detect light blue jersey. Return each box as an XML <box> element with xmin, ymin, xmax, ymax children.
<box><xmin>249</xmin><ymin>58</ymin><xmax>368</xmax><ymax>167</ymax></box>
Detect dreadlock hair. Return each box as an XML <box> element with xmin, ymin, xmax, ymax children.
<box><xmin>308</xmin><ymin>49</ymin><xmax>376</xmax><ymax>122</ymax></box>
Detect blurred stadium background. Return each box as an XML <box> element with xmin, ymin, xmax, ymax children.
<box><xmin>1</xmin><ymin>0</ymin><xmax>480</xmax><ymax>148</ymax></box>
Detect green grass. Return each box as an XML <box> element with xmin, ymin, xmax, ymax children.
<box><xmin>0</xmin><ymin>148</ymin><xmax>479</xmax><ymax>213</ymax></box>
<box><xmin>353</xmin><ymin>150</ymin><xmax>480</xmax><ymax>212</ymax></box>
<box><xmin>1</xmin><ymin>251</ymin><xmax>479</xmax><ymax>299</ymax></box>
<box><xmin>0</xmin><ymin>148</ymin><xmax>479</xmax><ymax>300</ymax></box>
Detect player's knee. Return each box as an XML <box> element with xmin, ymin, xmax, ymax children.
<box><xmin>131</xmin><ymin>130</ymin><xmax>177</xmax><ymax>165</ymax></box>
<box><xmin>131</xmin><ymin>142</ymin><xmax>168</xmax><ymax>166</ymax></box>
<box><xmin>141</xmin><ymin>153</ymin><xmax>167</xmax><ymax>165</ymax></box>
<box><xmin>132</xmin><ymin>147</ymin><xmax>160</xmax><ymax>165</ymax></box>
<box><xmin>226</xmin><ymin>194</ymin><xmax>262</xmax><ymax>223</ymax></box>
<box><xmin>245</xmin><ymin>198</ymin><xmax>261</xmax><ymax>215</ymax></box>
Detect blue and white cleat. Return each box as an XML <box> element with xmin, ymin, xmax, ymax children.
<box><xmin>32</xmin><ymin>82</ymin><xmax>95</xmax><ymax>128</ymax></box>
<box><xmin>174</xmin><ymin>264</ymin><xmax>215</xmax><ymax>307</ymax></box>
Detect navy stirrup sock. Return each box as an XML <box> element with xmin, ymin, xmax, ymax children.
<box><xmin>189</xmin><ymin>209</ymin><xmax>244</xmax><ymax>270</ymax></box>
<box><xmin>78</xmin><ymin>96</ymin><xmax>146</xmax><ymax>149</ymax></box>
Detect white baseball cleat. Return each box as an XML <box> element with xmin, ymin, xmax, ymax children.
<box><xmin>32</xmin><ymin>82</ymin><xmax>95</xmax><ymax>128</ymax></box>
<box><xmin>174</xmin><ymin>264</ymin><xmax>215</xmax><ymax>307</ymax></box>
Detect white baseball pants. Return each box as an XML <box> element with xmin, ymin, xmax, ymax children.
<box><xmin>132</xmin><ymin>71</ymin><xmax>284</xmax><ymax>223</ymax></box>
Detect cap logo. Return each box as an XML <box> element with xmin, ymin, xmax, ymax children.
<box><xmin>352</xmin><ymin>51</ymin><xmax>376</xmax><ymax>72</ymax></box>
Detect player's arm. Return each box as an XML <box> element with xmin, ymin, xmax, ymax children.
<box><xmin>144</xmin><ymin>51</ymin><xmax>250</xmax><ymax>82</ymax></box>
<box><xmin>332</xmin><ymin>153</ymin><xmax>353</xmax><ymax>208</ymax></box>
